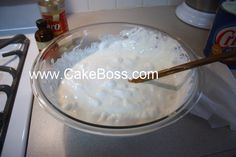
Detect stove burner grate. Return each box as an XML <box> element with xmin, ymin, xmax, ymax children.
<box><xmin>0</xmin><ymin>34</ymin><xmax>29</xmax><ymax>154</ymax></box>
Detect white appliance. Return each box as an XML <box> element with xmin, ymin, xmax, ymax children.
<box><xmin>175</xmin><ymin>2</ymin><xmax>216</xmax><ymax>29</ymax></box>
<box><xmin>0</xmin><ymin>34</ymin><xmax>38</xmax><ymax>157</ymax></box>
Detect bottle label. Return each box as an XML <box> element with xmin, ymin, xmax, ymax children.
<box><xmin>42</xmin><ymin>10</ymin><xmax>69</xmax><ymax>37</ymax></box>
<box><xmin>215</xmin><ymin>26</ymin><xmax>236</xmax><ymax>48</ymax></box>
<box><xmin>204</xmin><ymin>1</ymin><xmax>236</xmax><ymax>69</ymax></box>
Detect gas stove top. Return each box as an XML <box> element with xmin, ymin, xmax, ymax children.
<box><xmin>0</xmin><ymin>35</ymin><xmax>30</xmax><ymax>154</ymax></box>
<box><xmin>0</xmin><ymin>33</ymin><xmax>38</xmax><ymax>157</ymax></box>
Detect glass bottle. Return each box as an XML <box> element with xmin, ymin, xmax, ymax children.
<box><xmin>38</xmin><ymin>0</ymin><xmax>69</xmax><ymax>37</ymax></box>
<box><xmin>35</xmin><ymin>19</ymin><xmax>54</xmax><ymax>52</ymax></box>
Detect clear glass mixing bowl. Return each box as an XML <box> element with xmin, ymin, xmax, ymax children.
<box><xmin>31</xmin><ymin>22</ymin><xmax>202</xmax><ymax>136</ymax></box>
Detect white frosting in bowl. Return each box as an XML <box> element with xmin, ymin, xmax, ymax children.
<box><xmin>56</xmin><ymin>27</ymin><xmax>195</xmax><ymax>126</ymax></box>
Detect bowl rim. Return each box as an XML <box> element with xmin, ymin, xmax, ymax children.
<box><xmin>31</xmin><ymin>22</ymin><xmax>203</xmax><ymax>136</ymax></box>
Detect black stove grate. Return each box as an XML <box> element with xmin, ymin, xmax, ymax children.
<box><xmin>0</xmin><ymin>34</ymin><xmax>29</xmax><ymax>154</ymax></box>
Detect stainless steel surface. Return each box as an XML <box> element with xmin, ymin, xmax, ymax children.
<box><xmin>185</xmin><ymin>0</ymin><xmax>220</xmax><ymax>13</ymax></box>
<box><xmin>27</xmin><ymin>6</ymin><xmax>236</xmax><ymax>157</ymax></box>
<box><xmin>0</xmin><ymin>3</ymin><xmax>40</xmax><ymax>36</ymax></box>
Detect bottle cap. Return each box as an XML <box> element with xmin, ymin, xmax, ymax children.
<box><xmin>36</xmin><ymin>19</ymin><xmax>48</xmax><ymax>28</ymax></box>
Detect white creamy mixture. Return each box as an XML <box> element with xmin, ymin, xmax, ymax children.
<box><xmin>57</xmin><ymin>27</ymin><xmax>194</xmax><ymax>126</ymax></box>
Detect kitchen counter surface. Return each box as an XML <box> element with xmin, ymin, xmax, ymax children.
<box><xmin>26</xmin><ymin>6</ymin><xmax>236</xmax><ymax>157</ymax></box>
<box><xmin>67</xmin><ymin>6</ymin><xmax>208</xmax><ymax>57</ymax></box>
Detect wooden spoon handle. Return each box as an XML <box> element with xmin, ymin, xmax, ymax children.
<box><xmin>129</xmin><ymin>50</ymin><xmax>236</xmax><ymax>83</ymax></box>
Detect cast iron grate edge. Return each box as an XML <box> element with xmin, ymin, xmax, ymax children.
<box><xmin>0</xmin><ymin>34</ymin><xmax>30</xmax><ymax>155</ymax></box>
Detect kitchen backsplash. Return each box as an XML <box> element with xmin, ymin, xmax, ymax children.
<box><xmin>66</xmin><ymin>0</ymin><xmax>183</xmax><ymax>13</ymax></box>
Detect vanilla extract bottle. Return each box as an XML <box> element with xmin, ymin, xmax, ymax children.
<box><xmin>35</xmin><ymin>19</ymin><xmax>54</xmax><ymax>52</ymax></box>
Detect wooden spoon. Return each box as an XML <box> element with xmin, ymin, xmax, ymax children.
<box><xmin>129</xmin><ymin>50</ymin><xmax>236</xmax><ymax>83</ymax></box>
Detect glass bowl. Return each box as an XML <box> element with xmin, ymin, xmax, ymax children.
<box><xmin>31</xmin><ymin>22</ymin><xmax>202</xmax><ymax>136</ymax></box>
